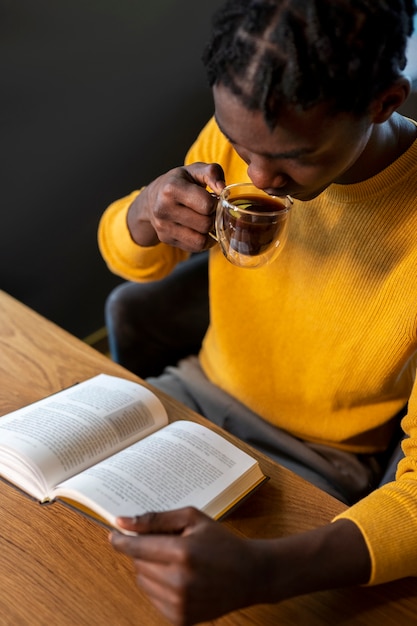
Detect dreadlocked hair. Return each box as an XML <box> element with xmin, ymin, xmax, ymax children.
<box><xmin>202</xmin><ymin>0</ymin><xmax>417</xmax><ymax>126</ymax></box>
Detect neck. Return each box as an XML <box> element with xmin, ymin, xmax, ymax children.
<box><xmin>337</xmin><ymin>113</ymin><xmax>417</xmax><ymax>184</ymax></box>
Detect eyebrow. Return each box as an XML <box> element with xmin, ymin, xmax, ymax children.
<box><xmin>215</xmin><ymin>115</ymin><xmax>315</xmax><ymax>160</ymax></box>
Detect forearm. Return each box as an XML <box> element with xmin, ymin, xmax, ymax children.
<box><xmin>252</xmin><ymin>519</ymin><xmax>371</xmax><ymax>605</ymax></box>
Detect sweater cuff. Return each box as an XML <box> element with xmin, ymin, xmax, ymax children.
<box><xmin>98</xmin><ymin>190</ymin><xmax>188</xmax><ymax>281</ymax></box>
<box><xmin>333</xmin><ymin>480</ymin><xmax>417</xmax><ymax>585</ymax></box>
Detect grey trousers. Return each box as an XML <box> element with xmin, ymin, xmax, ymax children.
<box><xmin>147</xmin><ymin>356</ymin><xmax>388</xmax><ymax>505</ymax></box>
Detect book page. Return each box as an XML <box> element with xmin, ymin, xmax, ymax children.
<box><xmin>0</xmin><ymin>374</ymin><xmax>168</xmax><ymax>498</ymax></box>
<box><xmin>53</xmin><ymin>420</ymin><xmax>262</xmax><ymax>525</ymax></box>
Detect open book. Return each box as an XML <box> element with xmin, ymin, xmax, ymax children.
<box><xmin>0</xmin><ymin>374</ymin><xmax>266</xmax><ymax>532</ymax></box>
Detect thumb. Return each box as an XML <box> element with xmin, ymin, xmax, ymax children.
<box><xmin>185</xmin><ymin>162</ymin><xmax>226</xmax><ymax>195</ymax></box>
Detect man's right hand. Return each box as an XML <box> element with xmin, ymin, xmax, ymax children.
<box><xmin>126</xmin><ymin>162</ymin><xmax>226</xmax><ymax>251</ymax></box>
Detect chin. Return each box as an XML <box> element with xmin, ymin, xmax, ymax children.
<box><xmin>294</xmin><ymin>188</ymin><xmax>328</xmax><ymax>201</ymax></box>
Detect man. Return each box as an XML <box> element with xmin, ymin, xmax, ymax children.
<box><xmin>98</xmin><ymin>1</ymin><xmax>417</xmax><ymax>623</ymax></box>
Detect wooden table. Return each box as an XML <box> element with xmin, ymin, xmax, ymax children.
<box><xmin>0</xmin><ymin>289</ymin><xmax>416</xmax><ymax>625</ymax></box>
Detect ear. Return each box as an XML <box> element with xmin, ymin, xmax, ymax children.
<box><xmin>370</xmin><ymin>76</ymin><xmax>411</xmax><ymax>123</ymax></box>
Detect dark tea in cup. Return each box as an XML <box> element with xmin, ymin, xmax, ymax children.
<box><xmin>213</xmin><ymin>183</ymin><xmax>292</xmax><ymax>268</ymax></box>
<box><xmin>224</xmin><ymin>194</ymin><xmax>288</xmax><ymax>256</ymax></box>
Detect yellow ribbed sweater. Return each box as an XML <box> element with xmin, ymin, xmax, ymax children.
<box><xmin>98</xmin><ymin>116</ymin><xmax>417</xmax><ymax>585</ymax></box>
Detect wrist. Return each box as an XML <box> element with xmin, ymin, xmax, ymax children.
<box><xmin>126</xmin><ymin>188</ymin><xmax>159</xmax><ymax>247</ymax></box>
<box><xmin>249</xmin><ymin>519</ymin><xmax>371</xmax><ymax>605</ymax></box>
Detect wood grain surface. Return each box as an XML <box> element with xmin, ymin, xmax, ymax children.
<box><xmin>0</xmin><ymin>290</ymin><xmax>416</xmax><ymax>625</ymax></box>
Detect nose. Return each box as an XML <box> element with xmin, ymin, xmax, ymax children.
<box><xmin>247</xmin><ymin>159</ymin><xmax>287</xmax><ymax>192</ymax></box>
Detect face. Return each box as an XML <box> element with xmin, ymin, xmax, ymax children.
<box><xmin>213</xmin><ymin>83</ymin><xmax>374</xmax><ymax>201</ymax></box>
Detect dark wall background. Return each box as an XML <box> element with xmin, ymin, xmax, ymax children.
<box><xmin>1</xmin><ymin>2</ymin><xmax>416</xmax><ymax>340</ymax></box>
<box><xmin>0</xmin><ymin>0</ymin><xmax>223</xmax><ymax>338</ymax></box>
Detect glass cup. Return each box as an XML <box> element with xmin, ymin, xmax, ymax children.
<box><xmin>210</xmin><ymin>182</ymin><xmax>292</xmax><ymax>269</ymax></box>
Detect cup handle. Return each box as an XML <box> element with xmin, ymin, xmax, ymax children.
<box><xmin>208</xmin><ymin>192</ymin><xmax>219</xmax><ymax>242</ymax></box>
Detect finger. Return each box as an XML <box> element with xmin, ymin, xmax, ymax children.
<box><xmin>134</xmin><ymin>560</ymin><xmax>182</xmax><ymax>593</ymax></box>
<box><xmin>153</xmin><ymin>182</ymin><xmax>216</xmax><ymax>247</ymax></box>
<box><xmin>117</xmin><ymin>506</ymin><xmax>202</xmax><ymax>534</ymax></box>
<box><xmin>164</xmin><ymin>177</ymin><xmax>217</xmax><ymax>220</ymax></box>
<box><xmin>110</xmin><ymin>532</ymin><xmax>189</xmax><ymax>563</ymax></box>
<box><xmin>156</xmin><ymin>204</ymin><xmax>214</xmax><ymax>237</ymax></box>
<box><xmin>134</xmin><ymin>562</ymin><xmax>188</xmax><ymax>619</ymax></box>
<box><xmin>132</xmin><ymin>566</ymin><xmax>184</xmax><ymax>626</ymax></box>
<box><xmin>157</xmin><ymin>222</ymin><xmax>211</xmax><ymax>252</ymax></box>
